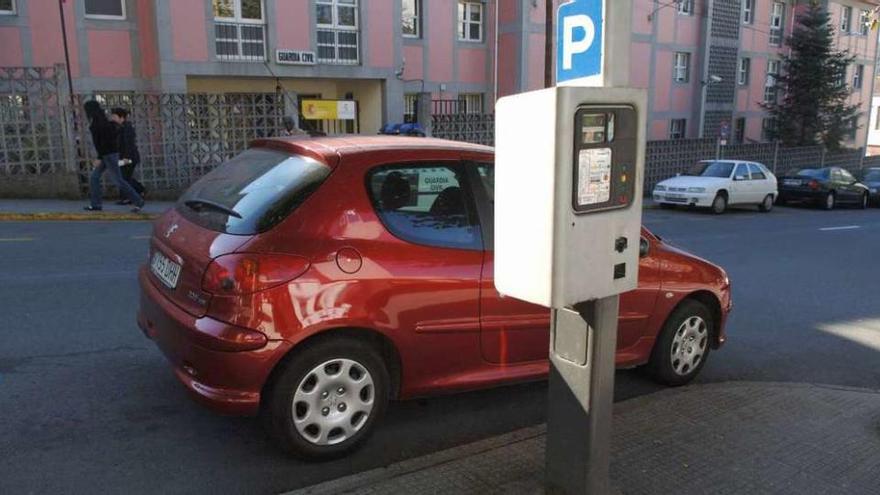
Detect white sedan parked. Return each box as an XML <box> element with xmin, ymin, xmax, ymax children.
<box><xmin>652</xmin><ymin>160</ymin><xmax>778</xmax><ymax>214</ymax></box>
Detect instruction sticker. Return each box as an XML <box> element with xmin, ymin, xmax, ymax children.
<box><xmin>577</xmin><ymin>147</ymin><xmax>612</xmax><ymax>206</ymax></box>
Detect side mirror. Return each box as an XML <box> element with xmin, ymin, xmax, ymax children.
<box><xmin>639</xmin><ymin>237</ymin><xmax>650</xmax><ymax>258</ymax></box>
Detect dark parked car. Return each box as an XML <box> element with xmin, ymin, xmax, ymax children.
<box><xmin>860</xmin><ymin>167</ymin><xmax>880</xmax><ymax>206</ymax></box>
<box><xmin>777</xmin><ymin>167</ymin><xmax>869</xmax><ymax>210</ymax></box>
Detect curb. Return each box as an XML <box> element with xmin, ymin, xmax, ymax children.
<box><xmin>283</xmin><ymin>424</ymin><xmax>547</xmax><ymax>495</ymax></box>
<box><xmin>0</xmin><ymin>212</ymin><xmax>159</xmax><ymax>222</ymax></box>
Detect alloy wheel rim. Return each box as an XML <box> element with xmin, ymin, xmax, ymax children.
<box><xmin>764</xmin><ymin>196</ymin><xmax>772</xmax><ymax>210</ymax></box>
<box><xmin>714</xmin><ymin>197</ymin><xmax>724</xmax><ymax>212</ymax></box>
<box><xmin>292</xmin><ymin>358</ymin><xmax>375</xmax><ymax>446</ymax></box>
<box><xmin>827</xmin><ymin>194</ymin><xmax>834</xmax><ymax>209</ymax></box>
<box><xmin>670</xmin><ymin>316</ymin><xmax>708</xmax><ymax>376</ymax></box>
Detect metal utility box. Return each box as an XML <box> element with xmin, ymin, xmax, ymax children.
<box><xmin>494</xmin><ymin>86</ymin><xmax>647</xmax><ymax>308</ymax></box>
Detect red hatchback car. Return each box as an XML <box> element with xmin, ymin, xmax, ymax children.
<box><xmin>138</xmin><ymin>136</ymin><xmax>731</xmax><ymax>459</ymax></box>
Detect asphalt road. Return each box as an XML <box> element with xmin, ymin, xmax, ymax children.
<box><xmin>2</xmin><ymin>203</ymin><xmax>880</xmax><ymax>494</ymax></box>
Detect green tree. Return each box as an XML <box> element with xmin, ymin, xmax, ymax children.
<box><xmin>762</xmin><ymin>2</ymin><xmax>860</xmax><ymax>150</ymax></box>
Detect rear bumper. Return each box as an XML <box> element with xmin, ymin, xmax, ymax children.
<box><xmin>137</xmin><ymin>267</ymin><xmax>291</xmax><ymax>416</ymax></box>
<box><xmin>778</xmin><ymin>189</ymin><xmax>823</xmax><ymax>202</ymax></box>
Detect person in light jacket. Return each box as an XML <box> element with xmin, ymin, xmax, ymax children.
<box><xmin>83</xmin><ymin>100</ymin><xmax>144</xmax><ymax>212</ymax></box>
<box><xmin>110</xmin><ymin>108</ymin><xmax>146</xmax><ymax>204</ymax></box>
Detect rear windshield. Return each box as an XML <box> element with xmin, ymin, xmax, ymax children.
<box><xmin>793</xmin><ymin>168</ymin><xmax>828</xmax><ymax>179</ymax></box>
<box><xmin>177</xmin><ymin>148</ymin><xmax>330</xmax><ymax>235</ymax></box>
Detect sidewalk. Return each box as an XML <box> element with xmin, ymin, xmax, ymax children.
<box><xmin>290</xmin><ymin>382</ymin><xmax>880</xmax><ymax>495</ymax></box>
<box><xmin>0</xmin><ymin>199</ymin><xmax>174</xmax><ymax>220</ymax></box>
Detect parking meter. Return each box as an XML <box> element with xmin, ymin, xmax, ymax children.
<box><xmin>495</xmin><ymin>85</ymin><xmax>646</xmax><ymax>495</ymax></box>
<box><xmin>495</xmin><ymin>86</ymin><xmax>645</xmax><ymax>307</ymax></box>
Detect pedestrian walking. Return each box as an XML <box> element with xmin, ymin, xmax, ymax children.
<box><xmin>109</xmin><ymin>107</ymin><xmax>146</xmax><ymax>204</ymax></box>
<box><xmin>82</xmin><ymin>100</ymin><xmax>144</xmax><ymax>212</ymax></box>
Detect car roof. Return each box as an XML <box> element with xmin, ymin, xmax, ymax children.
<box><xmin>251</xmin><ymin>135</ymin><xmax>494</xmax><ymax>167</ymax></box>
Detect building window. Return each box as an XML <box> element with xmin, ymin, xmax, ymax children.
<box><xmin>848</xmin><ymin>117</ymin><xmax>859</xmax><ymax>140</ymax></box>
<box><xmin>458</xmin><ymin>2</ymin><xmax>484</xmax><ymax>42</ymax></box>
<box><xmin>213</xmin><ymin>0</ymin><xmax>265</xmax><ymax>61</ymax></box>
<box><xmin>735</xmin><ymin>117</ymin><xmax>746</xmax><ymax>143</ymax></box>
<box><xmin>316</xmin><ymin>0</ymin><xmax>360</xmax><ymax>65</ymax></box>
<box><xmin>673</xmin><ymin>52</ymin><xmax>690</xmax><ymax>83</ymax></box>
<box><xmin>764</xmin><ymin>60</ymin><xmax>780</xmax><ymax>103</ymax></box>
<box><xmin>854</xmin><ymin>64</ymin><xmax>864</xmax><ymax>89</ymax></box>
<box><xmin>404</xmin><ymin>93</ymin><xmax>419</xmax><ymax>123</ymax></box>
<box><xmin>458</xmin><ymin>93</ymin><xmax>484</xmax><ymax>114</ymax></box>
<box><xmin>769</xmin><ymin>2</ymin><xmax>784</xmax><ymax>45</ymax></box>
<box><xmin>402</xmin><ymin>0</ymin><xmax>421</xmax><ymax>38</ymax></box>
<box><xmin>85</xmin><ymin>0</ymin><xmax>125</xmax><ymax>19</ymax></box>
<box><xmin>761</xmin><ymin>118</ymin><xmax>776</xmax><ymax>141</ymax></box>
<box><xmin>677</xmin><ymin>0</ymin><xmax>694</xmax><ymax>16</ymax></box>
<box><xmin>859</xmin><ymin>9</ymin><xmax>870</xmax><ymax>35</ymax></box>
<box><xmin>669</xmin><ymin>119</ymin><xmax>687</xmax><ymax>139</ymax></box>
<box><xmin>742</xmin><ymin>0</ymin><xmax>753</xmax><ymax>24</ymax></box>
<box><xmin>0</xmin><ymin>0</ymin><xmax>15</xmax><ymax>15</ymax></box>
<box><xmin>738</xmin><ymin>57</ymin><xmax>751</xmax><ymax>86</ymax></box>
<box><xmin>841</xmin><ymin>6</ymin><xmax>852</xmax><ymax>33</ymax></box>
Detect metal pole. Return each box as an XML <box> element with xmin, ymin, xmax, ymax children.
<box><xmin>546</xmin><ymin>4</ymin><xmax>632</xmax><ymax>493</ymax></box>
<box><xmin>58</xmin><ymin>0</ymin><xmax>75</xmax><ymax>103</ymax></box>
<box><xmin>546</xmin><ymin>297</ymin><xmax>619</xmax><ymax>494</ymax></box>
<box><xmin>545</xmin><ymin>0</ymin><xmax>554</xmax><ymax>88</ymax></box>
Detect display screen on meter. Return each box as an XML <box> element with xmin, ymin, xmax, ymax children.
<box><xmin>572</xmin><ymin>106</ymin><xmax>637</xmax><ymax>213</ymax></box>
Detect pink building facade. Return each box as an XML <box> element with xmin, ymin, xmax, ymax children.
<box><xmin>0</xmin><ymin>0</ymin><xmax>877</xmax><ymax>144</ymax></box>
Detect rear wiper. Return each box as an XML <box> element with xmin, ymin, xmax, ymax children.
<box><xmin>184</xmin><ymin>199</ymin><xmax>242</xmax><ymax>218</ymax></box>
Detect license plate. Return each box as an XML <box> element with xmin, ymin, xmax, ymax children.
<box><xmin>783</xmin><ymin>179</ymin><xmax>801</xmax><ymax>186</ymax></box>
<box><xmin>666</xmin><ymin>193</ymin><xmax>684</xmax><ymax>199</ymax></box>
<box><xmin>666</xmin><ymin>197</ymin><xmax>687</xmax><ymax>203</ymax></box>
<box><xmin>151</xmin><ymin>251</ymin><xmax>181</xmax><ymax>289</ymax></box>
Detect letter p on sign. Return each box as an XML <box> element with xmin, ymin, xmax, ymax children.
<box><xmin>562</xmin><ymin>15</ymin><xmax>594</xmax><ymax>70</ymax></box>
<box><xmin>556</xmin><ymin>0</ymin><xmax>604</xmax><ymax>86</ymax></box>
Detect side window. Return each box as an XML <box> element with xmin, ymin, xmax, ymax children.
<box><xmin>748</xmin><ymin>163</ymin><xmax>766</xmax><ymax>180</ymax></box>
<box><xmin>367</xmin><ymin>163</ymin><xmax>481</xmax><ymax>250</ymax></box>
<box><xmin>840</xmin><ymin>169</ymin><xmax>856</xmax><ymax>183</ymax></box>
<box><xmin>831</xmin><ymin>168</ymin><xmax>843</xmax><ymax>182</ymax></box>
<box><xmin>733</xmin><ymin>163</ymin><xmax>750</xmax><ymax>180</ymax></box>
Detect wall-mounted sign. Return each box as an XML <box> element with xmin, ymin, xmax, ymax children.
<box><xmin>301</xmin><ymin>100</ymin><xmax>357</xmax><ymax>120</ymax></box>
<box><xmin>276</xmin><ymin>49</ymin><xmax>316</xmax><ymax>65</ymax></box>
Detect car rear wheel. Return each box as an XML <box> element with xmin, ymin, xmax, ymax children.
<box><xmin>262</xmin><ymin>337</ymin><xmax>390</xmax><ymax>460</ymax></box>
<box><xmin>648</xmin><ymin>299</ymin><xmax>712</xmax><ymax>386</ymax></box>
<box><xmin>823</xmin><ymin>192</ymin><xmax>835</xmax><ymax>210</ymax></box>
<box><xmin>860</xmin><ymin>193</ymin><xmax>868</xmax><ymax>210</ymax></box>
<box><xmin>711</xmin><ymin>194</ymin><xmax>727</xmax><ymax>215</ymax></box>
<box><xmin>758</xmin><ymin>194</ymin><xmax>774</xmax><ymax>212</ymax></box>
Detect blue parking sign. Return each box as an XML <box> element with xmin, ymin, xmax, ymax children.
<box><xmin>556</xmin><ymin>0</ymin><xmax>604</xmax><ymax>85</ymax></box>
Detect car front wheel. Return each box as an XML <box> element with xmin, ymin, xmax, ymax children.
<box><xmin>711</xmin><ymin>194</ymin><xmax>727</xmax><ymax>215</ymax></box>
<box><xmin>648</xmin><ymin>299</ymin><xmax>712</xmax><ymax>386</ymax></box>
<box><xmin>262</xmin><ymin>337</ymin><xmax>390</xmax><ymax>460</ymax></box>
<box><xmin>860</xmin><ymin>192</ymin><xmax>868</xmax><ymax>210</ymax></box>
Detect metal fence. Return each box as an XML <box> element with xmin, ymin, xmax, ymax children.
<box><xmin>70</xmin><ymin>92</ymin><xmax>285</xmax><ymax>196</ymax></box>
<box><xmin>0</xmin><ymin>66</ymin><xmax>70</xmax><ymax>178</ymax></box>
<box><xmin>1</xmin><ymin>66</ymin><xmax>877</xmax><ymax>199</ymax></box>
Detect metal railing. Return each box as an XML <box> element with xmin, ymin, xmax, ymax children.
<box><xmin>214</xmin><ymin>22</ymin><xmax>266</xmax><ymax>62</ymax></box>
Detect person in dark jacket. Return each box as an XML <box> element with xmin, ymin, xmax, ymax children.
<box><xmin>110</xmin><ymin>108</ymin><xmax>146</xmax><ymax>204</ymax></box>
<box><xmin>83</xmin><ymin>100</ymin><xmax>144</xmax><ymax>212</ymax></box>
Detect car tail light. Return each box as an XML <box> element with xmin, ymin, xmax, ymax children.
<box><xmin>202</xmin><ymin>253</ymin><xmax>310</xmax><ymax>295</ymax></box>
<box><xmin>808</xmin><ymin>180</ymin><xmax>820</xmax><ymax>190</ymax></box>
